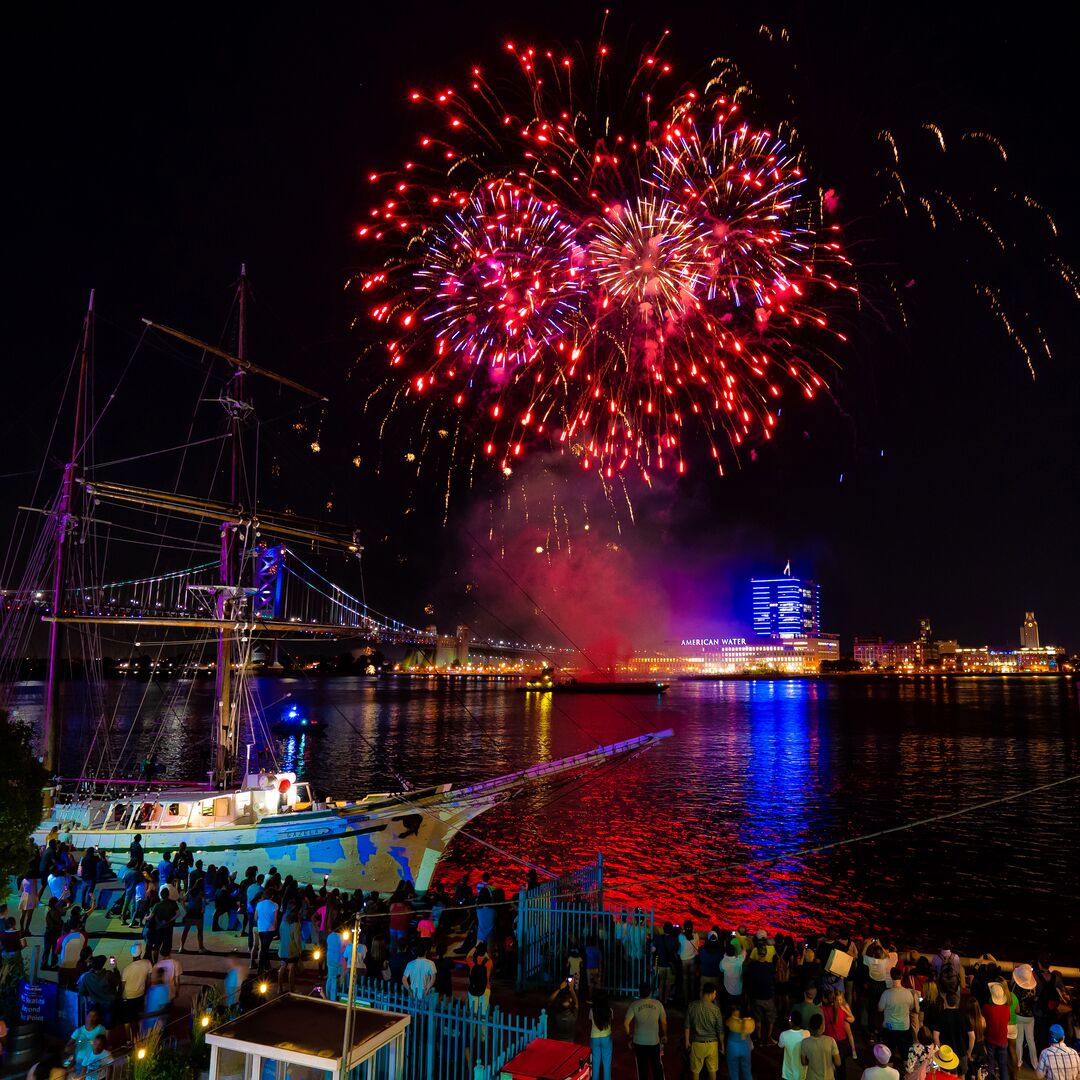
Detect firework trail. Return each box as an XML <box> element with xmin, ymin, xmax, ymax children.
<box><xmin>352</xmin><ymin>35</ymin><xmax>853</xmax><ymax>483</ymax></box>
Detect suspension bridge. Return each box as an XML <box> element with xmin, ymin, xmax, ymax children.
<box><xmin>1</xmin><ymin>544</ymin><xmax>554</xmax><ymax>656</ymax></box>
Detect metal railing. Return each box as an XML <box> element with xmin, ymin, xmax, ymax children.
<box><xmin>342</xmin><ymin>976</ymin><xmax>546</xmax><ymax>1080</ymax></box>
<box><xmin>516</xmin><ymin>855</ymin><xmax>655</xmax><ymax>997</ymax></box>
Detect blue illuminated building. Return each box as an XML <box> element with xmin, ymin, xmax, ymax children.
<box><xmin>752</xmin><ymin>571</ymin><xmax>821</xmax><ymax>638</ymax></box>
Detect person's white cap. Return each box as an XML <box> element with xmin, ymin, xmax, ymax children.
<box><xmin>130</xmin><ymin>944</ymin><xmax>141</xmax><ymax>957</ymax></box>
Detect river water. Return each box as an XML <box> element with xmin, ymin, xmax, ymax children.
<box><xmin>11</xmin><ymin>674</ymin><xmax>1080</xmax><ymax>963</ymax></box>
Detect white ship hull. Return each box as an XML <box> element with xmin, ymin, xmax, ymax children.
<box><xmin>36</xmin><ymin>730</ymin><xmax>673</xmax><ymax>893</ymax></box>
<box><xmin>36</xmin><ymin>792</ymin><xmax>496</xmax><ymax>893</ymax></box>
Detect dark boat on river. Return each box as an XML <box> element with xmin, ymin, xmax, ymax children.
<box><xmin>518</xmin><ymin>676</ymin><xmax>669</xmax><ymax>694</ymax></box>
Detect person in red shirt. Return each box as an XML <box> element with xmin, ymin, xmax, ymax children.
<box><xmin>982</xmin><ymin>982</ymin><xmax>1012</xmax><ymax>1080</ymax></box>
<box><xmin>388</xmin><ymin>899</ymin><xmax>412</xmax><ymax>947</ymax></box>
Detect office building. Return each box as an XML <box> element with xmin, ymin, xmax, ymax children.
<box><xmin>752</xmin><ymin>571</ymin><xmax>820</xmax><ymax>638</ymax></box>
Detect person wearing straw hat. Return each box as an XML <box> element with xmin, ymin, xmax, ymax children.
<box><xmin>983</xmin><ymin>981</ymin><xmax>1012</xmax><ymax>1080</ymax></box>
<box><xmin>860</xmin><ymin>1043</ymin><xmax>900</xmax><ymax>1080</ymax></box>
<box><xmin>1035</xmin><ymin>1026</ymin><xmax>1080</xmax><ymax>1080</ymax></box>
<box><xmin>932</xmin><ymin>1045</ymin><xmax>961</xmax><ymax>1076</ymax></box>
<box><xmin>1012</xmin><ymin>963</ymin><xmax>1039</xmax><ymax>1071</ymax></box>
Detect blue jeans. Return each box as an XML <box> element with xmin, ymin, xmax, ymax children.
<box><xmin>987</xmin><ymin>1042</ymin><xmax>1009</xmax><ymax>1080</ymax></box>
<box><xmin>727</xmin><ymin>1046</ymin><xmax>751</xmax><ymax>1080</ymax></box>
<box><xmin>591</xmin><ymin>1035</ymin><xmax>612</xmax><ymax>1080</ymax></box>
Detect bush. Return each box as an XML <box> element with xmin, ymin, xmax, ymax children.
<box><xmin>0</xmin><ymin>713</ymin><xmax>48</xmax><ymax>904</ymax></box>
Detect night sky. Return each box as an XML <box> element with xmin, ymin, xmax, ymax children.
<box><xmin>5</xmin><ymin>3</ymin><xmax>1079</xmax><ymax>653</ymax></box>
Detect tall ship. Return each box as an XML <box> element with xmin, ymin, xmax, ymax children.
<box><xmin>2</xmin><ymin>275</ymin><xmax>671</xmax><ymax>891</ymax></box>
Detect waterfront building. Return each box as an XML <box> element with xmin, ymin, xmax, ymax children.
<box><xmin>751</xmin><ymin>570</ymin><xmax>821</xmax><ymax>638</ymax></box>
<box><xmin>852</xmin><ymin>637</ymin><xmax>919</xmax><ymax>669</ymax></box>
<box><xmin>1020</xmin><ymin>611</ymin><xmax>1040</xmax><ymax>649</ymax></box>
<box><xmin>619</xmin><ymin>634</ymin><xmax>840</xmax><ymax>677</ymax></box>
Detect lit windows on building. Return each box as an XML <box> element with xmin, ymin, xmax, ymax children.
<box><xmin>752</xmin><ymin>575</ymin><xmax>821</xmax><ymax>638</ymax></box>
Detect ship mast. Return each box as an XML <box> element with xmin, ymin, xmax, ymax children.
<box><xmin>43</xmin><ymin>289</ymin><xmax>94</xmax><ymax>777</ymax></box>
<box><xmin>213</xmin><ymin>267</ymin><xmax>248</xmax><ymax>786</ymax></box>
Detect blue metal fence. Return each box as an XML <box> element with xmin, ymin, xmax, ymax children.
<box><xmin>516</xmin><ymin>855</ymin><xmax>654</xmax><ymax>997</ymax></box>
<box><xmin>344</xmin><ymin>976</ymin><xmax>546</xmax><ymax>1080</ymax></box>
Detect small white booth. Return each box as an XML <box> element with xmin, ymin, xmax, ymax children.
<box><xmin>207</xmin><ymin>995</ymin><xmax>409</xmax><ymax>1080</ymax></box>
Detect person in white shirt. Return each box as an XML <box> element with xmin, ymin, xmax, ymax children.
<box><xmin>75</xmin><ymin>1035</ymin><xmax>112</xmax><ymax>1080</ymax></box>
<box><xmin>780</xmin><ymin>1014</ymin><xmax>811</xmax><ymax>1080</ymax></box>
<box><xmin>1036</xmin><ymin>1025</ymin><xmax>1080</xmax><ymax>1080</ymax></box>
<box><xmin>152</xmin><ymin>945</ymin><xmax>182</xmax><ymax>999</ymax></box>
<box><xmin>720</xmin><ymin>942</ymin><xmax>746</xmax><ymax>1011</ymax></box>
<box><xmin>861</xmin><ymin>1043</ymin><xmax>901</xmax><ymax>1080</ymax></box>
<box><xmin>402</xmin><ymin>948</ymin><xmax>437</xmax><ymax>999</ymax></box>
<box><xmin>253</xmin><ymin>892</ymin><xmax>279</xmax><ymax>975</ymax></box>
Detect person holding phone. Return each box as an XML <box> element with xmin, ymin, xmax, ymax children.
<box><xmin>547</xmin><ymin>980</ymin><xmax>579</xmax><ymax>1041</ymax></box>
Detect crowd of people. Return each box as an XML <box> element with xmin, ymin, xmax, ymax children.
<box><xmin>6</xmin><ymin>836</ymin><xmax>1079</xmax><ymax>1080</ymax></box>
<box><xmin>570</xmin><ymin>924</ymin><xmax>1079</xmax><ymax>1080</ymax></box>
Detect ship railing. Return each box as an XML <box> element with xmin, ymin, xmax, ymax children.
<box><xmin>447</xmin><ymin>728</ymin><xmax>674</xmax><ymax>803</ymax></box>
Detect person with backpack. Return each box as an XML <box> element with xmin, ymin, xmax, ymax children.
<box><xmin>467</xmin><ymin>941</ymin><xmax>493</xmax><ymax>1015</ymax></box>
<box><xmin>934</xmin><ymin>944</ymin><xmax>963</xmax><ymax>993</ymax></box>
<box><xmin>1034</xmin><ymin>954</ymin><xmax>1073</xmax><ymax>1054</ymax></box>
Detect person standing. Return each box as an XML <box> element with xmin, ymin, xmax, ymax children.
<box><xmin>1035</xmin><ymin>1025</ymin><xmax>1080</xmax><ymax>1080</ymax></box>
<box><xmin>585</xmin><ymin>935</ymin><xmax>603</xmax><ymax>999</ymax></box>
<box><xmin>745</xmin><ymin>943</ymin><xmax>778</xmax><ymax>1043</ymax></box>
<box><xmin>17</xmin><ymin>860</ymin><xmax>41</xmax><ymax>935</ymax></box>
<box><xmin>861</xmin><ymin>1044</ymin><xmax>900</xmax><ymax>1080</ymax></box>
<box><xmin>1034</xmin><ymin>957</ymin><xmax>1072</xmax><ymax>1055</ymax></box>
<box><xmin>721</xmin><ymin>941</ymin><xmax>747</xmax><ymax>1015</ymax></box>
<box><xmin>905</xmin><ymin>1026</ymin><xmax>936</xmax><ymax>1080</ymax></box>
<box><xmin>685</xmin><ymin>982</ymin><xmax>725</xmax><ymax>1080</ymax></box>
<box><xmin>653</xmin><ymin>923</ymin><xmax>678</xmax><ymax>1006</ymax></box>
<box><xmin>178</xmin><ymin>885</ymin><xmax>205</xmax><ymax>954</ymax></box>
<box><xmin>793</xmin><ymin>985</ymin><xmax>825</xmax><ymax>1032</ymax></box>
<box><xmin>277</xmin><ymin>905</ymin><xmax>302</xmax><ymax>992</ymax></box>
<box><xmin>324</xmin><ymin>923</ymin><xmax>344</xmax><ymax>1001</ymax></box>
<box><xmin>254</xmin><ymin>889</ymin><xmax>279</xmax><ymax>975</ymax></box>
<box><xmin>120</xmin><ymin>944</ymin><xmax>152</xmax><ymax>1037</ymax></box>
<box><xmin>41</xmin><ymin>899</ymin><xmax>65</xmax><ymax>969</ymax></box>
<box><xmin>780</xmin><ymin>1014</ymin><xmax>811</xmax><ymax>1080</ymax></box>
<box><xmin>822</xmin><ymin>989</ymin><xmax>856</xmax><ymax>1060</ymax></box>
<box><xmin>546</xmin><ymin>982</ymin><xmax>579</xmax><ymax>1041</ymax></box>
<box><xmin>466</xmin><ymin>942</ymin><xmax>494</xmax><ymax>1015</ymax></box>
<box><xmin>625</xmin><ymin>982</ymin><xmax>667</xmax><ymax>1080</ymax></box>
<box><xmin>932</xmin><ymin>1045</ymin><xmax>962</xmax><ymax>1077</ymax></box>
<box><xmin>983</xmin><ymin>981</ymin><xmax>1012</xmax><ymax>1080</ymax></box>
<box><xmin>1012</xmin><ymin>964</ymin><xmax>1039</xmax><ymax>1071</ymax></box>
<box><xmin>172</xmin><ymin>844</ymin><xmax>192</xmax><ymax>895</ymax></box>
<box><xmin>679</xmin><ymin>922</ymin><xmax>700</xmax><ymax>1005</ymax></box>
<box><xmin>589</xmin><ymin>990</ymin><xmax>614</xmax><ymax>1080</ymax></box>
<box><xmin>800</xmin><ymin>1013</ymin><xmax>840</xmax><ymax>1080</ymax></box>
<box><xmin>725</xmin><ymin>1011</ymin><xmax>755</xmax><ymax>1080</ymax></box>
<box><xmin>878</xmin><ymin>968</ymin><xmax>918</xmax><ymax>1061</ymax></box>
<box><xmin>402</xmin><ymin>947</ymin><xmax>436</xmax><ymax>999</ymax></box>
<box><xmin>148</xmin><ymin>888</ymin><xmax>179</xmax><ymax>963</ymax></box>
<box><xmin>934</xmin><ymin>992</ymin><xmax>975</xmax><ymax>1077</ymax></box>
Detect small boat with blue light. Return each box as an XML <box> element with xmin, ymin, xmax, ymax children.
<box><xmin>270</xmin><ymin>704</ymin><xmax>326</xmax><ymax>736</ymax></box>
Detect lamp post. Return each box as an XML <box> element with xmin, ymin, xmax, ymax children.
<box><xmin>339</xmin><ymin>916</ymin><xmax>361</xmax><ymax>1080</ymax></box>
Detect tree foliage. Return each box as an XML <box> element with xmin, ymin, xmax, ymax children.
<box><xmin>0</xmin><ymin>711</ymin><xmax>47</xmax><ymax>900</ymax></box>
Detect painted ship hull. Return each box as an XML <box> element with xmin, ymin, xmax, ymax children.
<box><xmin>36</xmin><ymin>790</ymin><xmax>494</xmax><ymax>893</ymax></box>
<box><xmin>36</xmin><ymin>729</ymin><xmax>673</xmax><ymax>893</ymax></box>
